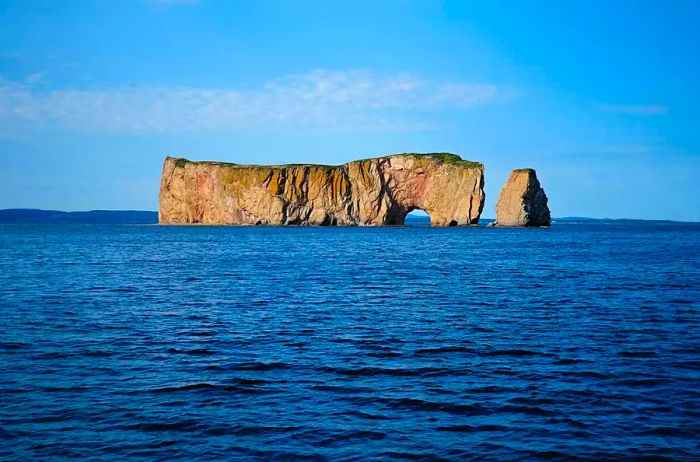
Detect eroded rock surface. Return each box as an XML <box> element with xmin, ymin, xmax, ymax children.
<box><xmin>494</xmin><ymin>169</ymin><xmax>551</xmax><ymax>227</ymax></box>
<box><xmin>159</xmin><ymin>153</ymin><xmax>485</xmax><ymax>226</ymax></box>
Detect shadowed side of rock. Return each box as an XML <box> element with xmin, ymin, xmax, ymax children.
<box><xmin>494</xmin><ymin>169</ymin><xmax>551</xmax><ymax>227</ymax></box>
<box><xmin>159</xmin><ymin>153</ymin><xmax>485</xmax><ymax>226</ymax></box>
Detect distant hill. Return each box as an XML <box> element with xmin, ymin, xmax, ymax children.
<box><xmin>0</xmin><ymin>209</ymin><xmax>158</xmax><ymax>224</ymax></box>
<box><xmin>553</xmin><ymin>217</ymin><xmax>688</xmax><ymax>225</ymax></box>
<box><xmin>1</xmin><ymin>210</ymin><xmax>694</xmax><ymax>225</ymax></box>
<box><xmin>407</xmin><ymin>216</ymin><xmax>694</xmax><ymax>226</ymax></box>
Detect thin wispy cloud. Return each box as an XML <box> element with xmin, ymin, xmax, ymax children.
<box><xmin>596</xmin><ymin>103</ymin><xmax>668</xmax><ymax>116</ymax></box>
<box><xmin>0</xmin><ymin>70</ymin><xmax>502</xmax><ymax>133</ymax></box>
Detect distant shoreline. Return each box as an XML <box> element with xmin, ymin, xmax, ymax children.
<box><xmin>0</xmin><ymin>209</ymin><xmax>158</xmax><ymax>225</ymax></box>
<box><xmin>0</xmin><ymin>209</ymin><xmax>698</xmax><ymax>225</ymax></box>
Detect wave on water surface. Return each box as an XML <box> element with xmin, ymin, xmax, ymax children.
<box><xmin>0</xmin><ymin>222</ymin><xmax>699</xmax><ymax>460</ymax></box>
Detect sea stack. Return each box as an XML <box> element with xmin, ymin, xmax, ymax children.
<box><xmin>494</xmin><ymin>168</ymin><xmax>551</xmax><ymax>227</ymax></box>
<box><xmin>159</xmin><ymin>153</ymin><xmax>485</xmax><ymax>226</ymax></box>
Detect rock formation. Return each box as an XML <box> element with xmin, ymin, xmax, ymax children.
<box><xmin>159</xmin><ymin>153</ymin><xmax>485</xmax><ymax>226</ymax></box>
<box><xmin>493</xmin><ymin>169</ymin><xmax>551</xmax><ymax>227</ymax></box>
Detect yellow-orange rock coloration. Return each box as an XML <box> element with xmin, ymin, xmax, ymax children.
<box><xmin>159</xmin><ymin>153</ymin><xmax>485</xmax><ymax>226</ymax></box>
<box><xmin>494</xmin><ymin>168</ymin><xmax>551</xmax><ymax>227</ymax></box>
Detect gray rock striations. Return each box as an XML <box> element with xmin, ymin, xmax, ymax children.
<box><xmin>494</xmin><ymin>168</ymin><xmax>551</xmax><ymax>227</ymax></box>
<box><xmin>159</xmin><ymin>153</ymin><xmax>485</xmax><ymax>226</ymax></box>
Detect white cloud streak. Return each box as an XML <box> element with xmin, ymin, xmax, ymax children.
<box><xmin>596</xmin><ymin>103</ymin><xmax>668</xmax><ymax>116</ymax></box>
<box><xmin>0</xmin><ymin>70</ymin><xmax>501</xmax><ymax>133</ymax></box>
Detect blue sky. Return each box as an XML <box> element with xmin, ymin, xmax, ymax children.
<box><xmin>1</xmin><ymin>0</ymin><xmax>699</xmax><ymax>220</ymax></box>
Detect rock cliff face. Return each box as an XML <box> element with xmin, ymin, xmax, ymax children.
<box><xmin>159</xmin><ymin>153</ymin><xmax>485</xmax><ymax>226</ymax></box>
<box><xmin>494</xmin><ymin>169</ymin><xmax>551</xmax><ymax>227</ymax></box>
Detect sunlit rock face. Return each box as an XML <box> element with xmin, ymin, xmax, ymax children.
<box><xmin>159</xmin><ymin>153</ymin><xmax>485</xmax><ymax>226</ymax></box>
<box><xmin>494</xmin><ymin>168</ymin><xmax>551</xmax><ymax>227</ymax></box>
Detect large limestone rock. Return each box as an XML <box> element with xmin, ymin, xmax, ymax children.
<box><xmin>159</xmin><ymin>153</ymin><xmax>485</xmax><ymax>226</ymax></box>
<box><xmin>494</xmin><ymin>168</ymin><xmax>551</xmax><ymax>227</ymax></box>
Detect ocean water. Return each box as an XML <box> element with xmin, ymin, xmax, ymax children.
<box><xmin>1</xmin><ymin>222</ymin><xmax>699</xmax><ymax>461</ymax></box>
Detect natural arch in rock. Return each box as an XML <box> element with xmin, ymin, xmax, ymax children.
<box><xmin>404</xmin><ymin>209</ymin><xmax>431</xmax><ymax>226</ymax></box>
<box><xmin>160</xmin><ymin>153</ymin><xmax>485</xmax><ymax>226</ymax></box>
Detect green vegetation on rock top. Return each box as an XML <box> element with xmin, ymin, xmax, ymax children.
<box><xmin>172</xmin><ymin>157</ymin><xmax>189</xmax><ymax>168</ymax></box>
<box><xmin>167</xmin><ymin>152</ymin><xmax>482</xmax><ymax>170</ymax></box>
<box><xmin>395</xmin><ymin>152</ymin><xmax>482</xmax><ymax>168</ymax></box>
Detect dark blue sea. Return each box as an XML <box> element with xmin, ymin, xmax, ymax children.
<box><xmin>1</xmin><ymin>221</ymin><xmax>699</xmax><ymax>461</ymax></box>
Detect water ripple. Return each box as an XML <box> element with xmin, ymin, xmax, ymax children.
<box><xmin>0</xmin><ymin>223</ymin><xmax>699</xmax><ymax>460</ymax></box>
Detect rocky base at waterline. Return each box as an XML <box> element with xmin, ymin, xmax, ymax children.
<box><xmin>159</xmin><ymin>153</ymin><xmax>485</xmax><ymax>226</ymax></box>
<box><xmin>493</xmin><ymin>169</ymin><xmax>551</xmax><ymax>227</ymax></box>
